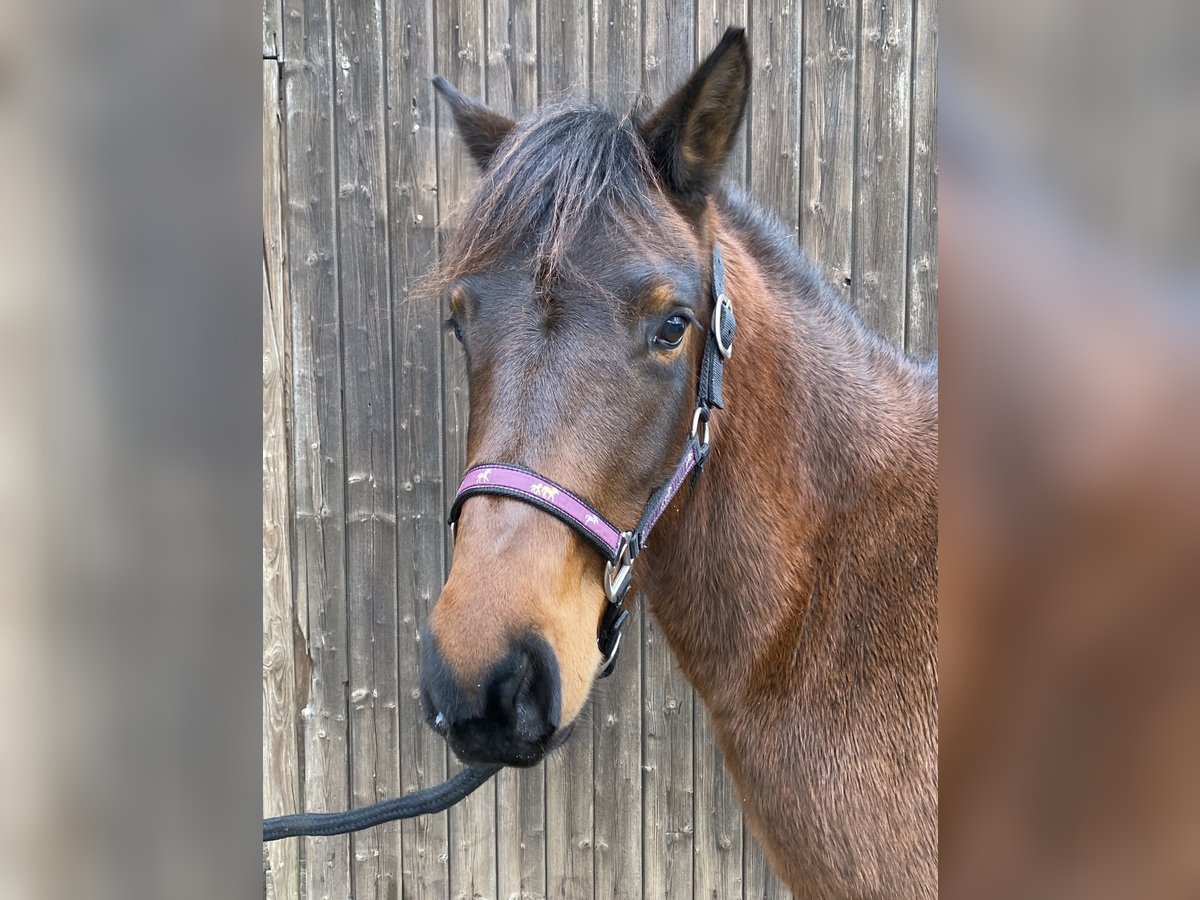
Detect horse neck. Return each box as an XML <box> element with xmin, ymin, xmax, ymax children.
<box><xmin>638</xmin><ymin>218</ymin><xmax>938</xmax><ymax>717</ymax></box>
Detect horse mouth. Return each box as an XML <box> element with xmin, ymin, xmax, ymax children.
<box><xmin>445</xmin><ymin>720</ymin><xmax>576</xmax><ymax>769</ymax></box>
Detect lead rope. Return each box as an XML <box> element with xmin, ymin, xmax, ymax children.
<box><xmin>263</xmin><ymin>764</ymin><xmax>500</xmax><ymax>841</ymax></box>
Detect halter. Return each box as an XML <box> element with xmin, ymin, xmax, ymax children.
<box><xmin>447</xmin><ymin>242</ymin><xmax>736</xmax><ymax>678</ymax></box>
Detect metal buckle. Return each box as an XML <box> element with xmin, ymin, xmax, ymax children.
<box><xmin>690</xmin><ymin>406</ymin><xmax>711</xmax><ymax>450</ymax></box>
<box><xmin>711</xmin><ymin>292</ymin><xmax>733</xmax><ymax>359</ymax></box>
<box><xmin>603</xmin><ymin>531</ymin><xmax>635</xmax><ymax>604</ymax></box>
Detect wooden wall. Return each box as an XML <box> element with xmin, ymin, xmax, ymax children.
<box><xmin>262</xmin><ymin>1</ymin><xmax>936</xmax><ymax>897</ymax></box>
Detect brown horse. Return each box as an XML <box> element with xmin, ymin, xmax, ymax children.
<box><xmin>419</xmin><ymin>28</ymin><xmax>938</xmax><ymax>899</ymax></box>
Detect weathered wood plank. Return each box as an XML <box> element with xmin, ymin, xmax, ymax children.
<box><xmin>639</xmin><ymin>618</ymin><xmax>692</xmax><ymax>900</ymax></box>
<box><xmin>331</xmin><ymin>0</ymin><xmax>402</xmax><ymax>893</ymax></box>
<box><xmin>694</xmin><ymin>708</ymin><xmax>745</xmax><ymax>900</ymax></box>
<box><xmin>263</xmin><ymin>58</ymin><xmax>299</xmax><ymax>900</ymax></box>
<box><xmin>281</xmin><ymin>0</ymin><xmax>351</xmax><ymax>890</ymax></box>
<box><xmin>696</xmin><ymin>1</ymin><xmax>749</xmax><ymax>184</ymax></box>
<box><xmin>264</xmin><ymin>0</ymin><xmax>281</xmax><ymax>58</ymax></box>
<box><xmin>388</xmin><ymin>1</ymin><xmax>451</xmax><ymax>898</ymax></box>
<box><xmin>538</xmin><ymin>0</ymin><xmax>589</xmax><ymax>101</ymax></box>
<box><xmin>905</xmin><ymin>0</ymin><xmax>936</xmax><ymax>359</ymax></box>
<box><xmin>435</xmin><ymin>4</ymin><xmax>499</xmax><ymax>899</ymax></box>
<box><xmin>851</xmin><ymin>0</ymin><xmax>913</xmax><ymax>345</ymax></box>
<box><xmin>748</xmin><ymin>0</ymin><xmax>802</xmax><ymax>237</ymax></box>
<box><xmin>744</xmin><ymin>832</ymin><xmax>790</xmax><ymax>900</ymax></box>
<box><xmin>484</xmin><ymin>4</ymin><xmax>549</xmax><ymax>898</ymax></box>
<box><xmin>591</xmin><ymin>0</ymin><xmax>640</xmax><ymax>107</ymax></box>
<box><xmin>799</xmin><ymin>0</ymin><xmax>858</xmax><ymax>294</ymax></box>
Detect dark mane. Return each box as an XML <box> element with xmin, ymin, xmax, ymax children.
<box><xmin>437</xmin><ymin>100</ymin><xmax>663</xmax><ymax>295</ymax></box>
<box><xmin>714</xmin><ymin>181</ymin><xmax>938</xmax><ymax>376</ymax></box>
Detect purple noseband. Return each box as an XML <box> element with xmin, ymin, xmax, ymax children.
<box><xmin>447</xmin><ymin>242</ymin><xmax>736</xmax><ymax>677</ymax></box>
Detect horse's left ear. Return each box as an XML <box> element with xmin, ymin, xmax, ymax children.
<box><xmin>432</xmin><ymin>75</ymin><xmax>515</xmax><ymax>170</ymax></box>
<box><xmin>638</xmin><ymin>27</ymin><xmax>750</xmax><ymax>208</ymax></box>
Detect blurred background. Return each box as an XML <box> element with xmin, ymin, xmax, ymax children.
<box><xmin>1</xmin><ymin>0</ymin><xmax>1198</xmax><ymax>898</ymax></box>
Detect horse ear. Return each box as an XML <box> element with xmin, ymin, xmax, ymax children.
<box><xmin>638</xmin><ymin>27</ymin><xmax>750</xmax><ymax>207</ymax></box>
<box><xmin>432</xmin><ymin>75</ymin><xmax>515</xmax><ymax>170</ymax></box>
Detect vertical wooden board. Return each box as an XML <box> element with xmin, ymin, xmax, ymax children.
<box><xmin>435</xmin><ymin>5</ymin><xmax>499</xmax><ymax>900</ymax></box>
<box><xmin>263</xmin><ymin>59</ymin><xmax>300</xmax><ymax>900</ymax></box>
<box><xmin>743</xmin><ymin>834</ymin><xmax>791</xmax><ymax>900</ymax></box>
<box><xmin>851</xmin><ymin>0</ymin><xmax>912</xmax><ymax>345</ymax></box>
<box><xmin>905</xmin><ymin>0</ymin><xmax>936</xmax><ymax>359</ymax></box>
<box><xmin>264</xmin><ymin>0</ymin><xmax>281</xmax><ymax>58</ymax></box>
<box><xmin>487</xmin><ymin>0</ymin><xmax>539</xmax><ymax>116</ymax></box>
<box><xmin>281</xmin><ymin>0</ymin><xmax>352</xmax><ymax>892</ymax></box>
<box><xmin>591</xmin><ymin>0</ymin><xmax>640</xmax><ymax>107</ymax></box>
<box><xmin>639</xmin><ymin>617</ymin><xmax>692</xmax><ymax>900</ymax></box>
<box><xmin>538</xmin><ymin>0</ymin><xmax>589</xmax><ymax>101</ymax></box>
<box><xmin>748</xmin><ymin>1</ymin><xmax>802</xmax><ymax>236</ymax></box>
<box><xmin>331</xmin><ymin>0</ymin><xmax>402</xmax><ymax>893</ymax></box>
<box><xmin>799</xmin><ymin>0</ymin><xmax>857</xmax><ymax>294</ymax></box>
<box><xmin>696</xmin><ymin>1</ymin><xmax>749</xmax><ymax>185</ymax></box>
<box><xmin>388</xmin><ymin>1</ymin><xmax>452</xmax><ymax>898</ymax></box>
<box><xmin>484</xmin><ymin>5</ymin><xmax>549</xmax><ymax>899</ymax></box>
<box><xmin>693</xmin><ymin>709</ymin><xmax>743</xmax><ymax>900</ymax></box>
<box><xmin>545</xmin><ymin>727</ymin><xmax>595</xmax><ymax>900</ymax></box>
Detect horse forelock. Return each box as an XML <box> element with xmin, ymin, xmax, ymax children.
<box><xmin>436</xmin><ymin>99</ymin><xmax>669</xmax><ymax>301</ymax></box>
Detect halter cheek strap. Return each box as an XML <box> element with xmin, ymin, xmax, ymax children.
<box><xmin>447</xmin><ymin>242</ymin><xmax>736</xmax><ymax>678</ymax></box>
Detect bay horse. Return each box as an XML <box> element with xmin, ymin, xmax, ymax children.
<box><xmin>419</xmin><ymin>28</ymin><xmax>938</xmax><ymax>899</ymax></box>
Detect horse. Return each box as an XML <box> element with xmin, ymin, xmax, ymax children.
<box><xmin>418</xmin><ymin>28</ymin><xmax>938</xmax><ymax>899</ymax></box>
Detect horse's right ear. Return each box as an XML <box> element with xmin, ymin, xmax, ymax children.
<box><xmin>432</xmin><ymin>75</ymin><xmax>515</xmax><ymax>170</ymax></box>
<box><xmin>638</xmin><ymin>27</ymin><xmax>750</xmax><ymax>208</ymax></box>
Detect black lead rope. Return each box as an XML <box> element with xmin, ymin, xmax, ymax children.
<box><xmin>263</xmin><ymin>764</ymin><xmax>501</xmax><ymax>841</ymax></box>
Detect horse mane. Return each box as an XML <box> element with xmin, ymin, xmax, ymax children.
<box><xmin>712</xmin><ymin>181</ymin><xmax>936</xmax><ymax>378</ymax></box>
<box><xmin>438</xmin><ymin>100</ymin><xmax>664</xmax><ymax>298</ymax></box>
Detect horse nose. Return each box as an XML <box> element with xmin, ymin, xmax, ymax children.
<box><xmin>419</xmin><ymin>632</ymin><xmax>562</xmax><ymax>768</ymax></box>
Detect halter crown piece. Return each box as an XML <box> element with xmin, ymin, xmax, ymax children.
<box><xmin>448</xmin><ymin>242</ymin><xmax>736</xmax><ymax>677</ymax></box>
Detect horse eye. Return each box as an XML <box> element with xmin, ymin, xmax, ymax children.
<box><xmin>653</xmin><ymin>314</ymin><xmax>689</xmax><ymax>349</ymax></box>
<box><xmin>445</xmin><ymin>317</ymin><xmax>464</xmax><ymax>343</ymax></box>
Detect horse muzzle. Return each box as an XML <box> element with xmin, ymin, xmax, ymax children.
<box><xmin>419</xmin><ymin>631</ymin><xmax>566</xmax><ymax>768</ymax></box>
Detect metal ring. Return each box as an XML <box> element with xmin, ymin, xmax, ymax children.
<box><xmin>712</xmin><ymin>293</ymin><xmax>733</xmax><ymax>359</ymax></box>
<box><xmin>690</xmin><ymin>406</ymin><xmax>711</xmax><ymax>449</ymax></box>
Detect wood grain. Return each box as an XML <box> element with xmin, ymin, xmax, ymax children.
<box><xmin>749</xmin><ymin>0</ymin><xmax>802</xmax><ymax>237</ymax></box>
<box><xmin>262</xmin><ymin>58</ymin><xmax>299</xmax><ymax>900</ymax></box>
<box><xmin>800</xmin><ymin>0</ymin><xmax>858</xmax><ymax>294</ymax></box>
<box><xmin>281</xmin><ymin>0</ymin><xmax>352</xmax><ymax>891</ymax></box>
<box><xmin>906</xmin><ymin>0</ymin><xmax>937</xmax><ymax>359</ymax></box>
<box><xmin>388</xmin><ymin>0</ymin><xmax>451</xmax><ymax>897</ymax></box>
<box><xmin>331</xmin><ymin>0</ymin><xmax>403</xmax><ymax>893</ymax></box>
<box><xmin>852</xmin><ymin>0</ymin><xmax>914</xmax><ymax>345</ymax></box>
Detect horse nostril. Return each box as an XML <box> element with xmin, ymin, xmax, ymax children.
<box><xmin>419</xmin><ymin>633</ymin><xmax>564</xmax><ymax>766</ymax></box>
